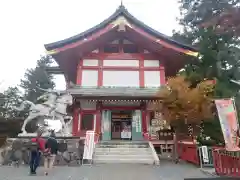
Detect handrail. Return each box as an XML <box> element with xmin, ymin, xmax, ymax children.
<box><xmin>148</xmin><ymin>141</ymin><xmax>160</xmax><ymax>165</ymax></box>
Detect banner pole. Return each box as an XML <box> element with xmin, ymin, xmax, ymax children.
<box><xmin>232</xmin><ymin>97</ymin><xmax>238</xmax><ymax>118</ymax></box>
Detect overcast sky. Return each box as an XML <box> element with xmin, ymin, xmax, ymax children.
<box><xmin>0</xmin><ymin>0</ymin><xmax>180</xmax><ymax>92</ymax></box>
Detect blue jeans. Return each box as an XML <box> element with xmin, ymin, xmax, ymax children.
<box><xmin>29</xmin><ymin>151</ymin><xmax>41</xmax><ymax>173</ymax></box>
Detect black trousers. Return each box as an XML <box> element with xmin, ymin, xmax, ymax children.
<box><xmin>29</xmin><ymin>151</ymin><xmax>41</xmax><ymax>173</ymax></box>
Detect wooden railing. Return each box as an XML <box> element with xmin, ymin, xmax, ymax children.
<box><xmin>213</xmin><ymin>149</ymin><xmax>240</xmax><ymax>177</ymax></box>
<box><xmin>177</xmin><ymin>142</ymin><xmax>200</xmax><ymax>165</ymax></box>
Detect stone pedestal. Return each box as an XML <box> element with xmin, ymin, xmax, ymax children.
<box><xmin>0</xmin><ymin>136</ymin><xmax>85</xmax><ymax>166</ymax></box>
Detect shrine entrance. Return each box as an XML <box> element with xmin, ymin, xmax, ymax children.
<box><xmin>111</xmin><ymin>111</ymin><xmax>132</xmax><ymax>140</ymax></box>
<box><xmin>101</xmin><ymin>109</ymin><xmax>143</xmax><ymax>141</ymax></box>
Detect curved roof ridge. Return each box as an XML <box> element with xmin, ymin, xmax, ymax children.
<box><xmin>44</xmin><ymin>5</ymin><xmax>197</xmax><ymax>52</ymax></box>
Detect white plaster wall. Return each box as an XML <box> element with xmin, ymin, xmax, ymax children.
<box><xmin>83</xmin><ymin>59</ymin><xmax>99</xmax><ymax>66</ymax></box>
<box><xmin>144</xmin><ymin>71</ymin><xmax>160</xmax><ymax>87</ymax></box>
<box><xmin>82</xmin><ymin>70</ymin><xmax>98</xmax><ymax>86</ymax></box>
<box><xmin>144</xmin><ymin>60</ymin><xmax>159</xmax><ymax>67</ymax></box>
<box><xmin>103</xmin><ymin>71</ymin><xmax>139</xmax><ymax>87</ymax></box>
<box><xmin>80</xmin><ymin>100</ymin><xmax>96</xmax><ymax>110</ymax></box>
<box><xmin>103</xmin><ymin>60</ymin><xmax>139</xmax><ymax>67</ymax></box>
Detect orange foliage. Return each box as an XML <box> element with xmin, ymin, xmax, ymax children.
<box><xmin>155</xmin><ymin>76</ymin><xmax>215</xmax><ymax>124</ymax></box>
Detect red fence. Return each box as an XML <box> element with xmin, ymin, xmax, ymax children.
<box><xmin>213</xmin><ymin>149</ymin><xmax>240</xmax><ymax>177</ymax></box>
<box><xmin>177</xmin><ymin>142</ymin><xmax>200</xmax><ymax>165</ymax></box>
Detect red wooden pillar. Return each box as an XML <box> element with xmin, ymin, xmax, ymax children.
<box><xmin>142</xmin><ymin>110</ymin><xmax>147</xmax><ymax>133</ymax></box>
<box><xmin>146</xmin><ymin>110</ymin><xmax>150</xmax><ymax>133</ymax></box>
<box><xmin>139</xmin><ymin>58</ymin><xmax>145</xmax><ymax>87</ymax></box>
<box><xmin>98</xmin><ymin>59</ymin><xmax>103</xmax><ymax>86</ymax></box>
<box><xmin>72</xmin><ymin>107</ymin><xmax>80</xmax><ymax>136</ymax></box>
<box><xmin>96</xmin><ymin>101</ymin><xmax>102</xmax><ymax>134</ymax></box>
<box><xmin>76</xmin><ymin>59</ymin><xmax>83</xmax><ymax>85</ymax></box>
<box><xmin>160</xmin><ymin>65</ymin><xmax>166</xmax><ymax>85</ymax></box>
<box><xmin>141</xmin><ymin>102</ymin><xmax>147</xmax><ymax>133</ymax></box>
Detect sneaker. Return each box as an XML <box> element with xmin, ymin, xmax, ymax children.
<box><xmin>29</xmin><ymin>172</ymin><xmax>36</xmax><ymax>176</ymax></box>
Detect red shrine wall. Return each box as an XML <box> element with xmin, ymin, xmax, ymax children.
<box><xmin>72</xmin><ymin>44</ymin><xmax>166</xmax><ymax>137</ymax></box>
<box><xmin>76</xmin><ymin>52</ymin><xmax>166</xmax><ymax>87</ymax></box>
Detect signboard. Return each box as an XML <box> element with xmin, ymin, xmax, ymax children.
<box><xmin>112</xmin><ymin>114</ymin><xmax>131</xmax><ymax>119</ymax></box>
<box><xmin>201</xmin><ymin>146</ymin><xmax>209</xmax><ymax>163</ymax></box>
<box><xmin>121</xmin><ymin>124</ymin><xmax>131</xmax><ymax>139</ymax></box>
<box><xmin>101</xmin><ymin>110</ymin><xmax>111</xmax><ymax>141</ymax></box>
<box><xmin>132</xmin><ymin>110</ymin><xmax>143</xmax><ymax>140</ymax></box>
<box><xmin>135</xmin><ymin>115</ymin><xmax>141</xmax><ymax>133</ymax></box>
<box><xmin>82</xmin><ymin>131</ymin><xmax>95</xmax><ymax>164</ymax></box>
<box><xmin>215</xmin><ymin>99</ymin><xmax>240</xmax><ymax>151</ymax></box>
<box><xmin>121</xmin><ymin>131</ymin><xmax>131</xmax><ymax>139</ymax></box>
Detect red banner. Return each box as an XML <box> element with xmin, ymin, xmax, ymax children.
<box><xmin>215</xmin><ymin>99</ymin><xmax>240</xmax><ymax>151</ymax></box>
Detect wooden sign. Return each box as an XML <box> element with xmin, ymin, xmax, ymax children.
<box><xmin>112</xmin><ymin>114</ymin><xmax>131</xmax><ymax>119</ymax></box>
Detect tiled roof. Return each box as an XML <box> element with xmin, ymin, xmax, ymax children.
<box><xmin>66</xmin><ymin>86</ymin><xmax>161</xmax><ymax>97</ymax></box>
<box><xmin>44</xmin><ymin>5</ymin><xmax>196</xmax><ymax>52</ymax></box>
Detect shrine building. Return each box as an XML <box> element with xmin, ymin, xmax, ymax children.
<box><xmin>45</xmin><ymin>5</ymin><xmax>198</xmax><ymax>141</ymax></box>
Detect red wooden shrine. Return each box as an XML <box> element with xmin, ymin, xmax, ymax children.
<box><xmin>44</xmin><ymin>5</ymin><xmax>198</xmax><ymax>139</ymax></box>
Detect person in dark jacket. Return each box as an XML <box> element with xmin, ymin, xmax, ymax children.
<box><xmin>44</xmin><ymin>130</ymin><xmax>58</xmax><ymax>176</ymax></box>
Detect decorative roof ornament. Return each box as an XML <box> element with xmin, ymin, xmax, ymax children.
<box><xmin>111</xmin><ymin>16</ymin><xmax>132</xmax><ymax>31</ymax></box>
<box><xmin>118</xmin><ymin>0</ymin><xmax>126</xmax><ymax>9</ymax></box>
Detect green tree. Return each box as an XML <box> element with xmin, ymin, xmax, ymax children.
<box><xmin>20</xmin><ymin>55</ymin><xmax>55</xmax><ymax>102</ymax></box>
<box><xmin>171</xmin><ymin>0</ymin><xmax>240</xmax><ymax>143</ymax></box>
<box><xmin>174</xmin><ymin>0</ymin><xmax>240</xmax><ymax>40</ymax></box>
<box><xmin>174</xmin><ymin>0</ymin><xmax>240</xmax><ymax>93</ymax></box>
<box><xmin>0</xmin><ymin>87</ymin><xmax>24</xmax><ymax>119</ymax></box>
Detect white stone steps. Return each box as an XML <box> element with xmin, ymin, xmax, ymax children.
<box><xmin>96</xmin><ymin>145</ymin><xmax>148</xmax><ymax>148</ymax></box>
<box><xmin>95</xmin><ymin>151</ymin><xmax>152</xmax><ymax>155</ymax></box>
<box><xmin>93</xmin><ymin>141</ymin><xmax>156</xmax><ymax>165</ymax></box>
<box><xmin>94</xmin><ymin>154</ymin><xmax>153</xmax><ymax>159</ymax></box>
<box><xmin>93</xmin><ymin>158</ymin><xmax>154</xmax><ymax>164</ymax></box>
<box><xmin>95</xmin><ymin>147</ymin><xmax>150</xmax><ymax>152</ymax></box>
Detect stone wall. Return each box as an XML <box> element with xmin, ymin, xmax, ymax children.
<box><xmin>0</xmin><ymin>137</ymin><xmax>84</xmax><ymax>166</ymax></box>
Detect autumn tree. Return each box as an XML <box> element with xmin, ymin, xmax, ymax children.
<box><xmin>165</xmin><ymin>0</ymin><xmax>240</xmax><ymax>141</ymax></box>
<box><xmin>154</xmin><ymin>76</ymin><xmax>215</xmax><ymax>133</ymax></box>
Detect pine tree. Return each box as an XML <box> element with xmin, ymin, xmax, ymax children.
<box><xmin>0</xmin><ymin>87</ymin><xmax>24</xmax><ymax>119</ymax></box>
<box><xmin>20</xmin><ymin>55</ymin><xmax>55</xmax><ymax>102</ymax></box>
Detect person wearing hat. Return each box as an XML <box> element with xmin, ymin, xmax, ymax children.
<box><xmin>29</xmin><ymin>129</ymin><xmax>45</xmax><ymax>175</ymax></box>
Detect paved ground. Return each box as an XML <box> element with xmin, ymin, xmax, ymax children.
<box><xmin>0</xmin><ymin>161</ymin><xmax>212</xmax><ymax>180</ymax></box>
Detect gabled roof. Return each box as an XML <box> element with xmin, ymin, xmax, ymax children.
<box><xmin>44</xmin><ymin>5</ymin><xmax>198</xmax><ymax>57</ymax></box>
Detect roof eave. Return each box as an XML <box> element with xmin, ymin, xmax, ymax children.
<box><xmin>44</xmin><ymin>5</ymin><xmax>197</xmax><ymax>54</ymax></box>
<box><xmin>44</xmin><ymin>7</ymin><xmax>123</xmax><ymax>51</ymax></box>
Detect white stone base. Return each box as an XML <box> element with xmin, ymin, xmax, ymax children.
<box><xmin>18</xmin><ymin>132</ymin><xmax>73</xmax><ymax>137</ymax></box>
<box><xmin>18</xmin><ymin>133</ymin><xmax>37</xmax><ymax>137</ymax></box>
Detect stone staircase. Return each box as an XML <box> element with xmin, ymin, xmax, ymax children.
<box><xmin>93</xmin><ymin>141</ymin><xmax>159</xmax><ymax>164</ymax></box>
